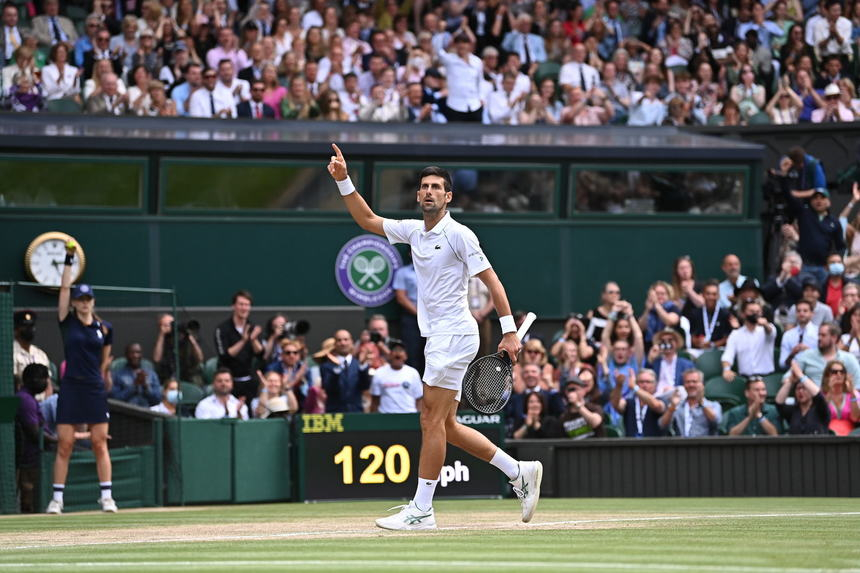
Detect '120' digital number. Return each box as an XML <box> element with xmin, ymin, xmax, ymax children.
<box><xmin>333</xmin><ymin>444</ymin><xmax>410</xmax><ymax>484</ymax></box>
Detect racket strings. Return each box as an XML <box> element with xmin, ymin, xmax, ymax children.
<box><xmin>463</xmin><ymin>356</ymin><xmax>513</xmax><ymax>414</ymax></box>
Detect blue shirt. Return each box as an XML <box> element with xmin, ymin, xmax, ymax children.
<box><xmin>59</xmin><ymin>312</ymin><xmax>113</xmax><ymax>383</ymax></box>
<box><xmin>171</xmin><ymin>82</ymin><xmax>193</xmax><ymax>116</ymax></box>
<box><xmin>645</xmin><ymin>302</ymin><xmax>681</xmax><ymax>343</ymax></box>
<box><xmin>74</xmin><ymin>36</ymin><xmax>93</xmax><ymax>68</ymax></box>
<box><xmin>392</xmin><ymin>264</ymin><xmax>418</xmax><ymax>304</ymax></box>
<box><xmin>111</xmin><ymin>365</ymin><xmax>162</xmax><ymax>407</ymax></box>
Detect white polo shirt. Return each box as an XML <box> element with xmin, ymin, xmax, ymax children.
<box><xmin>194</xmin><ymin>394</ymin><xmax>249</xmax><ymax>420</ymax></box>
<box><xmin>383</xmin><ymin>212</ymin><xmax>491</xmax><ymax>337</ymax></box>
<box><xmin>721</xmin><ymin>324</ymin><xmax>775</xmax><ymax>376</ymax></box>
<box><xmin>371</xmin><ymin>363</ymin><xmax>423</xmax><ymax>413</ymax></box>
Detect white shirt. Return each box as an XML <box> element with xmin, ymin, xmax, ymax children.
<box><xmin>485</xmin><ymin>89</ymin><xmax>522</xmax><ymax>125</ymax></box>
<box><xmin>559</xmin><ymin>61</ymin><xmax>600</xmax><ymax>91</ymax></box>
<box><xmin>811</xmin><ymin>16</ymin><xmax>852</xmax><ymax>56</ymax></box>
<box><xmin>301</xmin><ymin>10</ymin><xmax>323</xmax><ymax>30</ymax></box>
<box><xmin>194</xmin><ymin>394</ymin><xmax>249</xmax><ymax>420</ymax></box>
<box><xmin>217</xmin><ymin>78</ymin><xmax>251</xmax><ymax>104</ymax></box>
<box><xmin>41</xmin><ymin>63</ymin><xmax>80</xmax><ymax>100</ymax></box>
<box><xmin>189</xmin><ymin>85</ymin><xmax>237</xmax><ymax>118</ymax></box>
<box><xmin>150</xmin><ymin>402</ymin><xmax>173</xmax><ymax>415</ymax></box>
<box><xmin>13</xmin><ymin>340</ymin><xmax>49</xmax><ymax>379</ymax></box>
<box><xmin>785</xmin><ymin>301</ymin><xmax>834</xmax><ymax>327</ymax></box>
<box><xmin>383</xmin><ymin>212</ymin><xmax>492</xmax><ymax>337</ymax></box>
<box><xmin>656</xmin><ymin>354</ymin><xmax>677</xmax><ymax>397</ymax></box>
<box><xmin>4</xmin><ymin>26</ymin><xmax>22</xmax><ymax>60</ymax></box>
<box><xmin>779</xmin><ymin>321</ymin><xmax>819</xmax><ymax>369</ymax></box>
<box><xmin>722</xmin><ymin>324</ymin><xmax>775</xmax><ymax>375</ymax></box>
<box><xmin>437</xmin><ymin>50</ymin><xmax>483</xmax><ymax>113</ymax></box>
<box><xmin>718</xmin><ymin>274</ymin><xmax>750</xmax><ymax>309</ymax></box>
<box><xmin>371</xmin><ymin>363</ymin><xmax>423</xmax><ymax>413</ymax></box>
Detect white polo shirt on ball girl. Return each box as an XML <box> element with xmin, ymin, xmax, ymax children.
<box><xmin>383</xmin><ymin>212</ymin><xmax>491</xmax><ymax>399</ymax></box>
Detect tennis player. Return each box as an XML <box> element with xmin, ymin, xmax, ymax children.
<box><xmin>327</xmin><ymin>143</ymin><xmax>542</xmax><ymax>530</ymax></box>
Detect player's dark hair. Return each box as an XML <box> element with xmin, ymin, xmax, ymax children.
<box><xmin>232</xmin><ymin>289</ymin><xmax>253</xmax><ymax>304</ymax></box>
<box><xmin>419</xmin><ymin>166</ymin><xmax>452</xmax><ymax>193</ymax></box>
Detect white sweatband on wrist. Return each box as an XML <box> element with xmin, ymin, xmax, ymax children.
<box><xmin>499</xmin><ymin>315</ymin><xmax>516</xmax><ymax>334</ymax></box>
<box><xmin>336</xmin><ymin>176</ymin><xmax>356</xmax><ymax>196</ymax></box>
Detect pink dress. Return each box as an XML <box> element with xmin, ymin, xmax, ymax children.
<box><xmin>263</xmin><ymin>86</ymin><xmax>287</xmax><ymax>119</ymax></box>
<box><xmin>827</xmin><ymin>390</ymin><xmax>859</xmax><ymax>435</ymax></box>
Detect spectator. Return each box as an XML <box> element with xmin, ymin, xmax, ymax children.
<box><xmin>3</xmin><ymin>46</ymin><xmax>37</xmax><ymax>96</ymax></box>
<box><xmin>718</xmin><ymin>253</ymin><xmax>756</xmax><ymax>309</ymax></box>
<box><xmin>610</xmin><ymin>367</ymin><xmax>667</xmax><ymax>437</ymax></box>
<box><xmin>268</xmin><ymin>338</ymin><xmax>311</xmax><ymax>402</ymax></box>
<box><xmin>647</xmin><ymin>327</ymin><xmax>694</xmax><ymax>398</ymax></box>
<box><xmin>810</xmin><ymin>0</ymin><xmax>852</xmax><ymax>60</ymax></box>
<box><xmin>588</xmin><ymin>282</ymin><xmax>625</xmax><ymax>342</ymax></box>
<box><xmin>259</xmin><ymin>63</ymin><xmax>286</xmax><ymax>118</ymax></box>
<box><xmin>189</xmin><ymin>66</ymin><xmax>236</xmax><ymax>118</ymax></box>
<box><xmin>671</xmin><ymin>255</ymin><xmax>705</xmax><ymax>311</ymax></box>
<box><xmin>85</xmin><ymin>71</ymin><xmax>128</xmax><ymax>114</ymax></box>
<box><xmin>598</xmin><ymin>337</ymin><xmax>644</xmax><ymax>401</ymax></box>
<box><xmin>486</xmin><ymin>72</ymin><xmax>524</xmax><ymax>124</ymax></box>
<box><xmin>837</xmin><ymin>78</ymin><xmax>860</xmax><ymax>118</ymax></box>
<box><xmin>784</xmin><ymin>146</ymin><xmax>826</xmax><ymax>195</ymax></box>
<box><xmin>560</xmin><ymin>86</ymin><xmax>614</xmax><ymax>125</ymax></box>
<box><xmin>776</xmin><ymin>369</ymin><xmax>830</xmax><ymax>434</ymax></box>
<box><xmin>15</xmin><ymin>363</ymin><xmax>49</xmax><ymax>513</ymax></box>
<box><xmin>837</xmin><ymin>283</ymin><xmax>860</xmax><ymax>329</ymax></box>
<box><xmin>551</xmin><ymin>314</ymin><xmax>596</xmax><ymax>365</ymax></box>
<box><xmin>722</xmin><ymin>299</ymin><xmax>776</xmax><ymax>381</ymax></box>
<box><xmin>787</xmin><ymin>321</ymin><xmax>860</xmax><ymax>386</ymax></box>
<box><xmin>555</xmin><ymin>377</ymin><xmax>605</xmax><ymax>439</ymax></box>
<box><xmin>41</xmin><ymin>42</ymin><xmax>80</xmax><ymax>103</ymax></box>
<box><xmin>159</xmin><ymin>42</ymin><xmax>191</xmax><ymax>89</ymax></box>
<box><xmin>811</xmin><ymin>82</ymin><xmax>854</xmax><ymax>122</ymax></box>
<box><xmin>83</xmin><ymin>57</ymin><xmax>125</xmax><ymax>103</ymax></box>
<box><xmin>559</xmin><ymin>43</ymin><xmax>601</xmax><ymax>92</ymax></box>
<box><xmin>237</xmin><ymin>79</ymin><xmax>275</xmax><ymax>118</ymax></box>
<box><xmin>214</xmin><ymin>290</ymin><xmax>262</xmax><ymax>407</ymax></box>
<box><xmin>438</xmin><ymin>31</ymin><xmax>483</xmax><ymax>123</ymax></box>
<box><xmin>401</xmin><ymin>80</ymin><xmax>445</xmax><ymax>123</ymax></box>
<box><xmin>195</xmin><ymin>368</ymin><xmax>249</xmax><ymax>419</ymax></box>
<box><xmin>32</xmin><ymin>0</ymin><xmax>77</xmax><ymax>48</ymax></box>
<box><xmin>251</xmin><ymin>370</ymin><xmax>298</xmax><ymax>419</ymax></box>
<box><xmin>145</xmin><ymin>79</ymin><xmax>176</xmax><ymax>116</ymax></box>
<box><xmin>794</xmin><ymin>69</ymin><xmax>825</xmax><ymax>121</ymax></box>
<box><xmin>281</xmin><ymin>75</ymin><xmax>319</xmax><ymax>119</ymax></box>
<box><xmin>111</xmin><ymin>343</ymin><xmax>161</xmax><ymax>408</ymax></box>
<box><xmin>718</xmin><ymin>99</ymin><xmax>745</xmax><ymax>126</ymax></box>
<box><xmin>628</xmin><ymin>74</ymin><xmax>666</xmax><ymax>125</ymax></box>
<box><xmin>783</xmin><ymin>186</ymin><xmax>844</xmax><ymax>284</ymax></box>
<box><xmin>171</xmin><ymin>62</ymin><xmax>202</xmax><ymax>116</ymax></box>
<box><xmin>319</xmin><ymin>87</ymin><xmax>350</xmax><ymax>121</ymax></box>
<box><xmin>512</xmin><ymin>391</ymin><xmax>564</xmax><ymax>439</ymax></box>
<box><xmin>553</xmin><ymin>340</ymin><xmax>587</xmax><ymax>390</ymax></box>
<box><xmin>12</xmin><ymin>310</ymin><xmax>50</xmax><ymax>384</ymax></box>
<box><xmin>822</xmin><ymin>252</ymin><xmax>851</xmax><ymax>316</ymax></box>
<box><xmin>839</xmin><ymin>303</ymin><xmax>860</xmax><ymax>359</ymax></box>
<box><xmin>638</xmin><ymin>281</ymin><xmax>681</xmax><ymax>347</ymax></box>
<box><xmin>216</xmin><ymin>59</ymin><xmax>250</xmax><ymax>105</ymax></box>
<box><xmin>110</xmin><ymin>16</ymin><xmax>138</xmax><ymax>71</ymax></box>
<box><xmin>150</xmin><ymin>378</ymin><xmax>181</xmax><ymax>416</ymax></box>
<box><xmin>508</xmin><ymin>362</ymin><xmax>564</xmax><ymax>432</ymax></box>
<box><xmin>360</xmin><ymin>82</ymin><xmax>402</xmax><ymax>121</ymax></box>
<box><xmin>659</xmin><ymin>18</ymin><xmax>693</xmax><ymax>68</ymax></box>
<box><xmin>721</xmin><ymin>376</ymin><xmax>783</xmax><ymax>435</ymax></box>
<box><xmin>131</xmin><ymin>28</ymin><xmax>161</xmax><ymax>77</ymax></box>
<box><xmin>82</xmin><ymin>28</ymin><xmax>123</xmax><ymax>81</ymax></box>
<box><xmin>780</xmin><ymin>299</ymin><xmax>819</xmax><ymax>369</ymax></box>
<box><xmin>502</xmin><ymin>12</ymin><xmax>546</xmax><ymax>72</ymax></box>
<box><xmin>370</xmin><ymin>341</ymin><xmax>423</xmax><ymax>413</ymax></box>
<box><xmin>153</xmin><ymin>314</ymin><xmax>204</xmax><ymax>387</ymax></box>
<box><xmin>689</xmin><ymin>280</ymin><xmax>732</xmax><ymax>351</ymax></box>
<box><xmin>766</xmin><ymin>81</ymin><xmax>804</xmax><ymax>124</ymax></box>
<box><xmin>52</xmin><ymin>246</ymin><xmax>116</xmax><ymax>515</ymax></box>
<box><xmin>206</xmin><ymin>27</ymin><xmax>249</xmax><ymax>74</ymax></box>
<box><xmin>1</xmin><ymin>2</ymin><xmax>24</xmax><ymax>63</ymax></box>
<box><xmin>659</xmin><ymin>369</ymin><xmax>722</xmax><ymax>436</ymax></box>
<box><xmin>320</xmin><ymin>329</ymin><xmax>371</xmax><ymax>413</ymax></box>
<box><xmin>516</xmin><ymin>340</ymin><xmax>555</xmax><ymax>392</ymax></box>
<box><xmin>238</xmin><ymin>41</ymin><xmax>264</xmax><ymax>83</ymax></box>
<box><xmin>814</xmin><ymin>54</ymin><xmax>845</xmax><ymax>89</ymax></box>
<box><xmin>820</xmin><ymin>359</ymin><xmax>860</xmax><ymax>434</ymax></box>
<box><xmin>730</xmin><ymin>64</ymin><xmax>766</xmax><ymax>119</ymax></box>
<box><xmin>126</xmin><ymin>65</ymin><xmax>153</xmax><ymax>115</ymax></box>
<box><xmin>762</xmin><ymin>251</ymin><xmax>806</xmax><ymax>316</ymax></box>
<box><xmin>786</xmin><ymin>277</ymin><xmax>835</xmax><ymax>326</ymax></box>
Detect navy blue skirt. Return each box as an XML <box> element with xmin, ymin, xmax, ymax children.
<box><xmin>56</xmin><ymin>378</ymin><xmax>110</xmax><ymax>425</ymax></box>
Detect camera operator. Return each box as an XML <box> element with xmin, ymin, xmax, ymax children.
<box><xmin>355</xmin><ymin>314</ymin><xmax>392</xmax><ymax>370</ymax></box>
<box><xmin>153</xmin><ymin>313</ymin><xmax>204</xmax><ymax>387</ymax></box>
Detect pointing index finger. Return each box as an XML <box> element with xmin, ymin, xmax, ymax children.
<box><xmin>331</xmin><ymin>143</ymin><xmax>344</xmax><ymax>160</ymax></box>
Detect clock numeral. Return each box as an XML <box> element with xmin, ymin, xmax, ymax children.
<box><xmin>334</xmin><ymin>444</ymin><xmax>411</xmax><ymax>485</ymax></box>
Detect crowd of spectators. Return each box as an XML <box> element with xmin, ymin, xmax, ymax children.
<box><xmin>3</xmin><ymin>0</ymin><xmax>860</xmax><ymax>124</ymax></box>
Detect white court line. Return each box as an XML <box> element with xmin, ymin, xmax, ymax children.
<box><xmin>2</xmin><ymin>511</ymin><xmax>859</xmax><ymax>552</ymax></box>
<box><xmin>0</xmin><ymin>561</ymin><xmax>858</xmax><ymax>572</ymax></box>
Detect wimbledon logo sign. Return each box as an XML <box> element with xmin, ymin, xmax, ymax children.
<box><xmin>335</xmin><ymin>235</ymin><xmax>403</xmax><ymax>307</ymax></box>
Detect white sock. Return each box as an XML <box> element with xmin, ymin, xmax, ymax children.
<box><xmin>413</xmin><ymin>477</ymin><xmax>438</xmax><ymax>511</ymax></box>
<box><xmin>490</xmin><ymin>448</ymin><xmax>520</xmax><ymax>481</ymax></box>
<box><xmin>52</xmin><ymin>484</ymin><xmax>64</xmax><ymax>503</ymax></box>
<box><xmin>99</xmin><ymin>481</ymin><xmax>112</xmax><ymax>500</ymax></box>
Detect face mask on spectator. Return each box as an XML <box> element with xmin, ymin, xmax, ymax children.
<box><xmin>167</xmin><ymin>389</ymin><xmax>181</xmax><ymax>404</ymax></box>
<box><xmin>745</xmin><ymin>313</ymin><xmax>760</xmax><ymax>324</ymax></box>
<box><xmin>829</xmin><ymin>262</ymin><xmax>845</xmax><ymax>275</ymax></box>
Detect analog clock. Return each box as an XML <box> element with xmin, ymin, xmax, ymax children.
<box><xmin>24</xmin><ymin>232</ymin><xmax>86</xmax><ymax>287</ymax></box>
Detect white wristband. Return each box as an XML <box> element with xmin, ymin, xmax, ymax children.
<box><xmin>499</xmin><ymin>315</ymin><xmax>516</xmax><ymax>334</ymax></box>
<box><xmin>336</xmin><ymin>176</ymin><xmax>356</xmax><ymax>196</ymax></box>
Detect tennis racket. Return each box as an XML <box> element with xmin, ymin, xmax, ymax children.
<box><xmin>462</xmin><ymin>312</ymin><xmax>537</xmax><ymax>414</ymax></box>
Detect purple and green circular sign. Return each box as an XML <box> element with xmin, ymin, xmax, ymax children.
<box><xmin>335</xmin><ymin>234</ymin><xmax>403</xmax><ymax>307</ymax></box>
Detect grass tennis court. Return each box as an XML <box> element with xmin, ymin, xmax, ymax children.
<box><xmin>1</xmin><ymin>498</ymin><xmax>858</xmax><ymax>572</ymax></box>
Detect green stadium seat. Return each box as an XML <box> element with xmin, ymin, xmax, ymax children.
<box><xmin>704</xmin><ymin>375</ymin><xmax>746</xmax><ymax>408</ymax></box>
<box><xmin>747</xmin><ymin>112</ymin><xmax>771</xmax><ymax>125</ymax></box>
<box><xmin>604</xmin><ymin>424</ymin><xmax>623</xmax><ymax>438</ymax></box>
<box><xmin>695</xmin><ymin>349</ymin><xmax>725</xmax><ymax>380</ymax></box>
<box><xmin>179</xmin><ymin>381</ymin><xmax>205</xmax><ymax>405</ymax></box>
<box><xmin>534</xmin><ymin>61</ymin><xmax>561</xmax><ymax>85</ymax></box>
<box><xmin>763</xmin><ymin>372</ymin><xmax>786</xmax><ymax>401</ymax></box>
<box><xmin>46</xmin><ymin>98</ymin><xmax>82</xmax><ymax>114</ymax></box>
<box><xmin>110</xmin><ymin>357</ymin><xmax>156</xmax><ymax>372</ymax></box>
<box><xmin>707</xmin><ymin>114</ymin><xmax>724</xmax><ymax>126</ymax></box>
<box><xmin>202</xmin><ymin>356</ymin><xmax>219</xmax><ymax>385</ymax></box>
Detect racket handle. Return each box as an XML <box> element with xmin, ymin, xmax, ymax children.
<box><xmin>516</xmin><ymin>312</ymin><xmax>537</xmax><ymax>341</ymax></box>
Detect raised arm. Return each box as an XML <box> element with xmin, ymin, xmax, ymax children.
<box><xmin>327</xmin><ymin>143</ymin><xmax>385</xmax><ymax>236</ymax></box>
<box><xmin>58</xmin><ymin>240</ymin><xmax>76</xmax><ymax>321</ymax></box>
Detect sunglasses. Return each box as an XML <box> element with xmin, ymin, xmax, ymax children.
<box><xmin>606</xmin><ymin>290</ymin><xmax>620</xmax><ymax>294</ymax></box>
<box><xmin>203</xmin><ymin>74</ymin><xmax>216</xmax><ymax>78</ymax></box>
<box><xmin>526</xmin><ymin>349</ymin><xmax>543</xmax><ymax>354</ymax></box>
<box><xmin>830</xmin><ymin>368</ymin><xmax>845</xmax><ymax>374</ymax></box>
<box><xmin>251</xmin><ymin>87</ymin><xmax>264</xmax><ymax>91</ymax></box>
<box><xmin>283</xmin><ymin>350</ymin><xmax>300</xmax><ymax>355</ymax></box>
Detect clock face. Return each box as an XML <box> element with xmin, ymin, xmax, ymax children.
<box><xmin>25</xmin><ymin>233</ymin><xmax>85</xmax><ymax>287</ymax></box>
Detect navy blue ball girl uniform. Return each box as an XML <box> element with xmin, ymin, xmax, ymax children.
<box><xmin>57</xmin><ymin>312</ymin><xmax>113</xmax><ymax>424</ymax></box>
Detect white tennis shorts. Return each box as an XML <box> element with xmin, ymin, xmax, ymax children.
<box><xmin>423</xmin><ymin>334</ymin><xmax>480</xmax><ymax>402</ymax></box>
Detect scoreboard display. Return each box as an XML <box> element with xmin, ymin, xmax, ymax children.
<box><xmin>295</xmin><ymin>412</ymin><xmax>507</xmax><ymax>501</ymax></box>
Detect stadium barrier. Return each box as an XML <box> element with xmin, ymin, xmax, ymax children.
<box><xmin>508</xmin><ymin>436</ymin><xmax>860</xmax><ymax>497</ymax></box>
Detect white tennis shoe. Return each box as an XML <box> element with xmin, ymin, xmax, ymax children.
<box><xmin>98</xmin><ymin>498</ymin><xmax>118</xmax><ymax>513</ymax></box>
<box><xmin>375</xmin><ymin>500</ymin><xmax>437</xmax><ymax>531</ymax></box>
<box><xmin>45</xmin><ymin>499</ymin><xmax>63</xmax><ymax>514</ymax></box>
<box><xmin>511</xmin><ymin>461</ymin><xmax>543</xmax><ymax>523</ymax></box>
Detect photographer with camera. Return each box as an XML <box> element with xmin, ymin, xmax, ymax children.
<box><xmin>153</xmin><ymin>313</ymin><xmax>204</xmax><ymax>387</ymax></box>
<box><xmin>646</xmin><ymin>328</ymin><xmax>694</xmax><ymax>399</ymax></box>
<box><xmin>355</xmin><ymin>314</ymin><xmax>392</xmax><ymax>370</ymax></box>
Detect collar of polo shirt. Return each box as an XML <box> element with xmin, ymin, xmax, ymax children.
<box><xmin>423</xmin><ymin>211</ymin><xmax>452</xmax><ymax>235</ymax></box>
